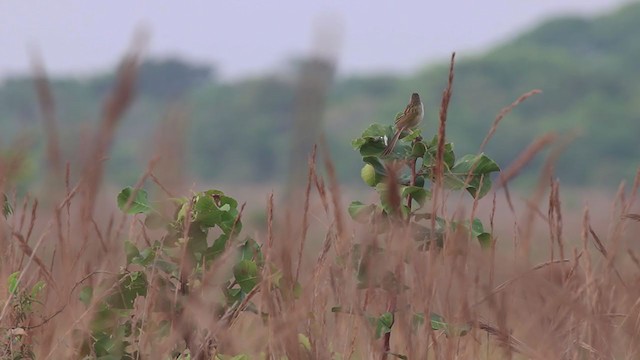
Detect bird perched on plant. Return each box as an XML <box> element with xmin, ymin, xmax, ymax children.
<box><xmin>382</xmin><ymin>92</ymin><xmax>424</xmax><ymax>156</ymax></box>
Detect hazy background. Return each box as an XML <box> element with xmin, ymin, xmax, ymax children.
<box><xmin>0</xmin><ymin>0</ymin><xmax>630</xmax><ymax>79</ymax></box>
<box><xmin>1</xmin><ymin>0</ymin><xmax>638</xmax><ymax>192</ymax></box>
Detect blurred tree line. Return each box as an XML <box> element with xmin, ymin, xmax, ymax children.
<box><xmin>1</xmin><ymin>2</ymin><xmax>639</xmax><ymax>188</ymax></box>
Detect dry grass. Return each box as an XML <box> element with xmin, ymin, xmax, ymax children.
<box><xmin>1</xmin><ymin>47</ymin><xmax>640</xmax><ymax>360</ymax></box>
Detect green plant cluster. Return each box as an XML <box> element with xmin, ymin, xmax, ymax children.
<box><xmin>2</xmin><ymin>194</ymin><xmax>11</xmax><ymax>219</ymax></box>
<box><xmin>76</xmin><ymin>187</ymin><xmax>289</xmax><ymax>359</ymax></box>
<box><xmin>350</xmin><ymin>123</ymin><xmax>498</xmax><ymax>248</ymax></box>
<box><xmin>2</xmin><ymin>273</ymin><xmax>45</xmax><ymax>359</ymax></box>
<box><xmin>337</xmin><ymin>114</ymin><xmax>499</xmax><ymax>358</ymax></box>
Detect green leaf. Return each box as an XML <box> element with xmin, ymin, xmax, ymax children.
<box><xmin>469</xmin><ymin>175</ymin><xmax>494</xmax><ymax>199</ymax></box>
<box><xmin>238</xmin><ymin>237</ymin><xmax>263</xmax><ymax>266</ymax></box>
<box><xmin>175</xmin><ymin>201</ymin><xmax>190</xmax><ymax>223</ymax></box>
<box><xmin>430</xmin><ymin>312</ymin><xmax>448</xmax><ymax>331</ymax></box>
<box><xmin>403</xmin><ymin>128</ymin><xmax>422</xmax><ymax>142</ymax></box>
<box><xmin>30</xmin><ymin>280</ymin><xmax>46</xmax><ymax>298</ymax></box>
<box><xmin>429</xmin><ymin>312</ymin><xmax>471</xmax><ymax>336</ymax></box>
<box><xmin>233</xmin><ymin>259</ymin><xmax>259</xmax><ymax>293</ymax></box>
<box><xmin>193</xmin><ymin>191</ymin><xmax>240</xmax><ymax>234</ymax></box>
<box><xmin>224</xmin><ymin>286</ymin><xmax>243</xmax><ymax>305</ymax></box>
<box><xmin>471</xmin><ymin>218</ymin><xmax>492</xmax><ymax>248</ymax></box>
<box><xmin>423</xmin><ymin>136</ymin><xmax>455</xmax><ymax>169</ymax></box>
<box><xmin>411</xmin><ymin>223</ymin><xmax>444</xmax><ymax>250</ymax></box>
<box><xmin>375</xmin><ymin>312</ymin><xmax>394</xmax><ymax>339</ymax></box>
<box><xmin>204</xmin><ymin>190</ymin><xmax>239</xmax><ymax>210</ymax></box>
<box><xmin>412</xmin><ymin>312</ymin><xmax>425</xmax><ymax>329</ymax></box>
<box><xmin>152</xmin><ymin>259</ymin><xmax>177</xmax><ymax>274</ymax></box>
<box><xmin>359</xmin><ymin>123</ymin><xmax>390</xmax><ymax>138</ymax></box>
<box><xmin>117</xmin><ymin>187</ymin><xmax>152</xmax><ymax>214</ymax></box>
<box><xmin>436</xmin><ymin>217</ymin><xmax>492</xmax><ymax>247</ymax></box>
<box><xmin>93</xmin><ymin>333</ymin><xmax>122</xmax><ymax>358</ymax></box>
<box><xmin>375</xmin><ymin>183</ymin><xmax>411</xmax><ymax>219</ymax></box>
<box><xmin>270</xmin><ymin>267</ymin><xmax>283</xmax><ymax>288</ymax></box>
<box><xmin>449</xmin><ymin>322</ymin><xmax>472</xmax><ymax>336</ymax></box>
<box><xmin>106</xmin><ymin>271</ymin><xmax>148</xmax><ymax>309</ymax></box>
<box><xmin>382</xmin><ymin>128</ymin><xmax>422</xmax><ymax>159</ymax></box>
<box><xmin>298</xmin><ymin>333</ymin><xmax>311</xmax><ymax>351</ymax></box>
<box><xmin>352</xmin><ymin>124</ymin><xmax>394</xmax><ymax>156</ymax></box>
<box><xmin>352</xmin><ymin>243</ymin><xmax>386</xmax><ymax>286</ymax></box>
<box><xmin>453</xmin><ymin>153</ymin><xmax>500</xmax><ymax>175</ymax></box>
<box><xmin>7</xmin><ymin>271</ymin><xmax>19</xmax><ymax>294</ymax></box>
<box><xmin>2</xmin><ymin>193</ymin><xmax>12</xmax><ymax>219</ymax></box>
<box><xmin>348</xmin><ymin>201</ymin><xmax>376</xmax><ymax>223</ymax></box>
<box><xmin>381</xmin><ymin>142</ymin><xmax>413</xmax><ymax>159</ymax></box>
<box><xmin>206</xmin><ymin>233</ymin><xmax>230</xmax><ymax>262</ymax></box>
<box><xmin>293</xmin><ymin>282</ymin><xmax>302</xmax><ymax>299</ymax></box>
<box><xmin>359</xmin><ymin>140</ymin><xmax>389</xmax><ymax>156</ymax></box>
<box><xmin>401</xmin><ymin>186</ymin><xmax>431</xmax><ymax>206</ymax></box>
<box><xmin>124</xmin><ymin>241</ymin><xmax>140</xmax><ymax>265</ymax></box>
<box><xmin>470</xmin><ymin>218</ymin><xmax>484</xmax><ymax>236</ymax></box>
<box><xmin>187</xmin><ymin>225</ymin><xmax>209</xmax><ymax>258</ymax></box>
<box><xmin>351</xmin><ymin>138</ymin><xmax>366</xmax><ymax>150</ymax></box>
<box><xmin>443</xmin><ymin>153</ymin><xmax>500</xmax><ymax>199</ymax></box>
<box><xmin>478</xmin><ymin>233</ymin><xmax>492</xmax><ymax>248</ymax></box>
<box><xmin>193</xmin><ymin>194</ymin><xmax>221</xmax><ymax>227</ymax></box>
<box><xmin>132</xmin><ymin>247</ymin><xmax>156</xmax><ymax>266</ymax></box>
<box><xmin>79</xmin><ymin>285</ymin><xmax>93</xmax><ymax>305</ymax></box>
<box><xmin>375</xmin><ymin>183</ymin><xmax>390</xmax><ymax>210</ymax></box>
<box><xmin>412</xmin><ymin>141</ymin><xmax>427</xmax><ymax>157</ymax></box>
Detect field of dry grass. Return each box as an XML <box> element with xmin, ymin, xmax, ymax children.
<box><xmin>2</xmin><ymin>43</ymin><xmax>640</xmax><ymax>360</ymax></box>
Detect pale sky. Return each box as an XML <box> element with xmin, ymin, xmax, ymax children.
<box><xmin>0</xmin><ymin>0</ymin><xmax>632</xmax><ymax>80</ymax></box>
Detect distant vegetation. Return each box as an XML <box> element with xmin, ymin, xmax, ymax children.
<box><xmin>1</xmin><ymin>2</ymin><xmax>639</xmax><ymax>187</ymax></box>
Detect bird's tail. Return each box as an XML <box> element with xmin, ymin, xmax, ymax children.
<box><xmin>381</xmin><ymin>128</ymin><xmax>404</xmax><ymax>156</ymax></box>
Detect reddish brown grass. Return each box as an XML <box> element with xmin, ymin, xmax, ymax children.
<box><xmin>1</xmin><ymin>46</ymin><xmax>640</xmax><ymax>360</ymax></box>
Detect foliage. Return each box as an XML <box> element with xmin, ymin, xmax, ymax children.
<box><xmin>76</xmin><ymin>187</ymin><xmax>297</xmax><ymax>358</ymax></box>
<box><xmin>336</xmin><ymin>85</ymin><xmax>500</xmax><ymax>357</ymax></box>
<box><xmin>2</xmin><ymin>272</ymin><xmax>46</xmax><ymax>359</ymax></box>
<box><xmin>349</xmin><ymin>122</ymin><xmax>498</xmax><ymax>245</ymax></box>
<box><xmin>2</xmin><ymin>193</ymin><xmax>11</xmax><ymax>219</ymax></box>
<box><xmin>137</xmin><ymin>58</ymin><xmax>215</xmax><ymax>100</ymax></box>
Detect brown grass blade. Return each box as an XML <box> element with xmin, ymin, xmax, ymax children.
<box><xmin>30</xmin><ymin>50</ymin><xmax>62</xmax><ymax>177</ymax></box>
<box><xmin>479</xmin><ymin>89</ymin><xmax>542</xmax><ymax>153</ymax></box>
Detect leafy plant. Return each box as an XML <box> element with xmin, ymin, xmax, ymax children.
<box><xmin>77</xmin><ymin>187</ymin><xmax>293</xmax><ymax>358</ymax></box>
<box><xmin>2</xmin><ymin>272</ymin><xmax>46</xmax><ymax>359</ymax></box>
<box><xmin>351</xmin><ymin>125</ymin><xmax>499</xmax><ymax>229</ymax></box>
<box><xmin>2</xmin><ymin>193</ymin><xmax>11</xmax><ymax>219</ymax></box>
<box><xmin>342</xmin><ymin>69</ymin><xmax>500</xmax><ymax>357</ymax></box>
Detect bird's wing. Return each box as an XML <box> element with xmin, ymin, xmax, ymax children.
<box><xmin>394</xmin><ymin>103</ymin><xmax>420</xmax><ymax>125</ymax></box>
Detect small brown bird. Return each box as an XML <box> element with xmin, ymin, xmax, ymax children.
<box><xmin>382</xmin><ymin>92</ymin><xmax>424</xmax><ymax>156</ymax></box>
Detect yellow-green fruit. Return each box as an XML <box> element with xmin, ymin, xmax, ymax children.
<box><xmin>361</xmin><ymin>163</ymin><xmax>377</xmax><ymax>186</ymax></box>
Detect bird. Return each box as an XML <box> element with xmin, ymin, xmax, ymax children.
<box><xmin>381</xmin><ymin>92</ymin><xmax>424</xmax><ymax>156</ymax></box>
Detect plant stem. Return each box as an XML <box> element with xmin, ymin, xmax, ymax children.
<box><xmin>405</xmin><ymin>156</ymin><xmax>417</xmax><ymax>224</ymax></box>
<box><xmin>381</xmin><ymin>295</ymin><xmax>397</xmax><ymax>360</ymax></box>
